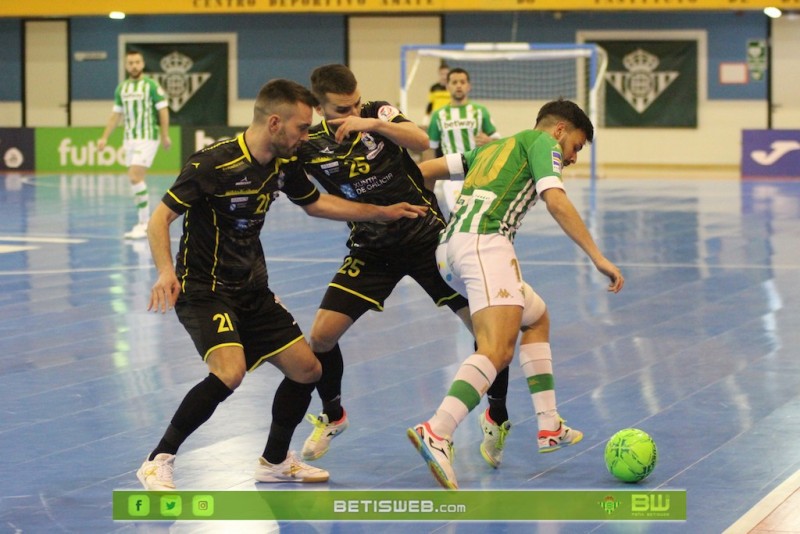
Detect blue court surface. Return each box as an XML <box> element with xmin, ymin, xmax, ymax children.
<box><xmin>1</xmin><ymin>171</ymin><xmax>799</xmax><ymax>533</ymax></box>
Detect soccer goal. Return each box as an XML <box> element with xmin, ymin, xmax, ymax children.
<box><xmin>400</xmin><ymin>43</ymin><xmax>607</xmax><ymax>180</ymax></box>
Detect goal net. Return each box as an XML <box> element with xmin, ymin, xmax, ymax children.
<box><xmin>400</xmin><ymin>43</ymin><xmax>607</xmax><ymax>179</ymax></box>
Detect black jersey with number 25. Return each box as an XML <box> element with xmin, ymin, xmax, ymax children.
<box><xmin>298</xmin><ymin>101</ymin><xmax>445</xmax><ymax>252</ymax></box>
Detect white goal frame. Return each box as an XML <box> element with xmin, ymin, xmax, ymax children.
<box><xmin>400</xmin><ymin>42</ymin><xmax>607</xmax><ymax>180</ymax></box>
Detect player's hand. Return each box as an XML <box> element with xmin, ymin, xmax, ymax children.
<box><xmin>377</xmin><ymin>202</ymin><xmax>428</xmax><ymax>221</ymax></box>
<box><xmin>474</xmin><ymin>132</ymin><xmax>493</xmax><ymax>147</ymax></box>
<box><xmin>148</xmin><ymin>271</ymin><xmax>181</xmax><ymax>313</ymax></box>
<box><xmin>162</xmin><ymin>136</ymin><xmax>172</xmax><ymax>151</ymax></box>
<box><xmin>327</xmin><ymin>116</ymin><xmax>376</xmax><ymax>144</ymax></box>
<box><xmin>594</xmin><ymin>257</ymin><xmax>624</xmax><ymax>293</ymax></box>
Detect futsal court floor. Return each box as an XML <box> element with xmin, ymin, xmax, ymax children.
<box><xmin>1</xmin><ymin>171</ymin><xmax>799</xmax><ymax>534</ymax></box>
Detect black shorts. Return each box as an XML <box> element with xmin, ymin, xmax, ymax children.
<box><xmin>319</xmin><ymin>245</ymin><xmax>468</xmax><ymax>320</ymax></box>
<box><xmin>175</xmin><ymin>287</ymin><xmax>304</xmax><ymax>371</ymax></box>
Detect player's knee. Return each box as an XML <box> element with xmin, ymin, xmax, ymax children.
<box><xmin>309</xmin><ymin>332</ymin><xmax>337</xmax><ymax>354</ymax></box>
<box><xmin>293</xmin><ymin>357</ymin><xmax>322</xmax><ymax>384</ymax></box>
<box><xmin>521</xmin><ymin>283</ymin><xmax>546</xmax><ymax>328</ymax></box>
<box><xmin>215</xmin><ymin>367</ymin><xmax>246</xmax><ymax>391</ymax></box>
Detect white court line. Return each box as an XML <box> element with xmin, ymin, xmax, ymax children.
<box><xmin>0</xmin><ymin>235</ymin><xmax>87</xmax><ymax>244</ymax></box>
<box><xmin>0</xmin><ymin>245</ymin><xmax>38</xmax><ymax>254</ymax></box>
<box><xmin>723</xmin><ymin>468</ymin><xmax>800</xmax><ymax>533</ymax></box>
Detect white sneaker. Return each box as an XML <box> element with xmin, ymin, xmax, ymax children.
<box><xmin>538</xmin><ymin>418</ymin><xmax>584</xmax><ymax>453</ymax></box>
<box><xmin>301</xmin><ymin>410</ymin><xmax>349</xmax><ymax>461</ymax></box>
<box><xmin>479</xmin><ymin>408</ymin><xmax>511</xmax><ymax>468</ymax></box>
<box><xmin>254</xmin><ymin>452</ymin><xmax>330</xmax><ymax>483</ymax></box>
<box><xmin>124</xmin><ymin>223</ymin><xmax>148</xmax><ymax>239</ymax></box>
<box><xmin>136</xmin><ymin>453</ymin><xmax>176</xmax><ymax>490</ymax></box>
<box><xmin>407</xmin><ymin>422</ymin><xmax>458</xmax><ymax>490</ymax></box>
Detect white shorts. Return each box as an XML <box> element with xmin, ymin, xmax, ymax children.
<box><xmin>124</xmin><ymin>139</ymin><xmax>160</xmax><ymax>168</ymax></box>
<box><xmin>436</xmin><ymin>232</ymin><xmax>525</xmax><ymax>316</ymax></box>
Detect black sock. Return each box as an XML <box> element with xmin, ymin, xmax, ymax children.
<box><xmin>263</xmin><ymin>377</ymin><xmax>316</xmax><ymax>464</ymax></box>
<box><xmin>150</xmin><ymin>373</ymin><xmax>233</xmax><ymax>460</ymax></box>
<box><xmin>315</xmin><ymin>344</ymin><xmax>344</xmax><ymax>421</ymax></box>
<box><xmin>487</xmin><ymin>366</ymin><xmax>510</xmax><ymax>424</ymax></box>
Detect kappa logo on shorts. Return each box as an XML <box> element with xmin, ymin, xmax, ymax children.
<box><xmin>495</xmin><ymin>288</ymin><xmax>512</xmax><ymax>299</ymax></box>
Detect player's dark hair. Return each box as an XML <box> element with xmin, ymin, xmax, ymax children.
<box><xmin>254</xmin><ymin>79</ymin><xmax>318</xmax><ymax>120</ymax></box>
<box><xmin>447</xmin><ymin>67</ymin><xmax>470</xmax><ymax>83</ymax></box>
<box><xmin>310</xmin><ymin>64</ymin><xmax>357</xmax><ymax>101</ymax></box>
<box><xmin>535</xmin><ymin>98</ymin><xmax>594</xmax><ymax>143</ymax></box>
<box><xmin>125</xmin><ymin>49</ymin><xmax>143</xmax><ymax>58</ymax></box>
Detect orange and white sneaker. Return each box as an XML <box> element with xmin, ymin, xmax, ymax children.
<box><xmin>136</xmin><ymin>453</ymin><xmax>176</xmax><ymax>490</ymax></box>
<box><xmin>254</xmin><ymin>452</ymin><xmax>330</xmax><ymax>483</ymax></box>
<box><xmin>538</xmin><ymin>419</ymin><xmax>583</xmax><ymax>453</ymax></box>
<box><xmin>407</xmin><ymin>422</ymin><xmax>458</xmax><ymax>490</ymax></box>
<box><xmin>301</xmin><ymin>410</ymin><xmax>349</xmax><ymax>461</ymax></box>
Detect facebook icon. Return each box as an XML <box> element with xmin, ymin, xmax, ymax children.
<box><xmin>128</xmin><ymin>495</ymin><xmax>150</xmax><ymax>516</ymax></box>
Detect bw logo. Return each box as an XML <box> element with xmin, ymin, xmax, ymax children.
<box><xmin>152</xmin><ymin>51</ymin><xmax>211</xmax><ymax>113</ymax></box>
<box><xmin>605</xmin><ymin>48</ymin><xmax>679</xmax><ymax>114</ymax></box>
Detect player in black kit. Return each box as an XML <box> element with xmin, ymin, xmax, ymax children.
<box><xmin>294</xmin><ymin>64</ymin><xmax>513</xmax><ymax>469</ymax></box>
<box><xmin>136</xmin><ymin>78</ymin><xmax>426</xmax><ymax>490</ymax></box>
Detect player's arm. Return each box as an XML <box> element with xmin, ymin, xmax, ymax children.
<box><xmin>301</xmin><ymin>194</ymin><xmax>427</xmax><ymax>222</ymax></box>
<box><xmin>418</xmin><ymin>153</ymin><xmax>467</xmax><ymax>191</ymax></box>
<box><xmin>147</xmin><ymin>202</ymin><xmax>182</xmax><ymax>313</ymax></box>
<box><xmin>157</xmin><ymin>104</ymin><xmax>172</xmax><ymax>150</ymax></box>
<box><xmin>540</xmin><ymin>187</ymin><xmax>624</xmax><ymax>293</ymax></box>
<box><xmin>98</xmin><ymin>111</ymin><xmax>122</xmax><ymax>150</ymax></box>
<box><xmin>327</xmin><ymin>106</ymin><xmax>429</xmax><ymax>151</ymax></box>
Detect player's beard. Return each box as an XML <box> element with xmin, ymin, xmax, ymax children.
<box><xmin>272</xmin><ymin>127</ymin><xmax>299</xmax><ymax>159</ymax></box>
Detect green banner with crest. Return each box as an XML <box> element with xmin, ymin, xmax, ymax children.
<box><xmin>598</xmin><ymin>40</ymin><xmax>697</xmax><ymax>128</ymax></box>
<box><xmin>130</xmin><ymin>42</ymin><xmax>228</xmax><ymax>126</ymax></box>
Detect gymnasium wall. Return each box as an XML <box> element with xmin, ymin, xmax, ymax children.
<box><xmin>0</xmin><ymin>10</ymin><xmax>796</xmax><ymax>172</ymax></box>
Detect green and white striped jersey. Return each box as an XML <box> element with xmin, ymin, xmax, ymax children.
<box><xmin>112</xmin><ymin>77</ymin><xmax>168</xmax><ymax>141</ymax></box>
<box><xmin>441</xmin><ymin>129</ymin><xmax>565</xmax><ymax>243</ymax></box>
<box><xmin>428</xmin><ymin>102</ymin><xmax>497</xmax><ymax>155</ymax></box>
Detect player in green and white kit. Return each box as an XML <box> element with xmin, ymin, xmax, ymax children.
<box><xmin>99</xmin><ymin>50</ymin><xmax>171</xmax><ymax>239</ymax></box>
<box><xmin>408</xmin><ymin>99</ymin><xmax>625</xmax><ymax>489</ymax></box>
<box><xmin>427</xmin><ymin>68</ymin><xmax>501</xmax><ymax>219</ymax></box>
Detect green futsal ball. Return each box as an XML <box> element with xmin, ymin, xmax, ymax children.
<box><xmin>604</xmin><ymin>428</ymin><xmax>658</xmax><ymax>483</ymax></box>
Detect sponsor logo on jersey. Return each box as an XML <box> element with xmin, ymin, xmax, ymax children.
<box><xmin>377</xmin><ymin>105</ymin><xmax>400</xmax><ymax>122</ymax></box>
<box><xmin>320</xmin><ymin>146</ymin><xmax>334</xmax><ymax>154</ymax></box>
<box><xmin>353</xmin><ymin>173</ymin><xmax>393</xmax><ymax>194</ymax></box>
<box><xmin>321</xmin><ymin>161</ymin><xmax>339</xmax><ymax>175</ymax></box>
<box><xmin>361</xmin><ymin>133</ymin><xmax>378</xmax><ymax>151</ymax></box>
<box><xmin>441</xmin><ymin>118</ymin><xmax>477</xmax><ymax>130</ymax></box>
<box><xmin>340</xmin><ymin>183</ymin><xmax>357</xmax><ymax>199</ymax></box>
<box><xmin>235</xmin><ymin>177</ymin><xmax>251</xmax><ymax>186</ymax></box>
<box><xmin>366</xmin><ymin>141</ymin><xmax>384</xmax><ymax>161</ymax></box>
<box><xmin>551</xmin><ymin>151</ymin><xmax>562</xmax><ymax>173</ymax></box>
<box><xmin>277</xmin><ymin>171</ymin><xmax>286</xmax><ymax>189</ymax></box>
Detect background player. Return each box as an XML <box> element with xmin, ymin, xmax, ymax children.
<box><xmin>98</xmin><ymin>50</ymin><xmax>171</xmax><ymax>239</ymax></box>
<box><xmin>426</xmin><ymin>67</ymin><xmax>501</xmax><ymax>219</ymax></box>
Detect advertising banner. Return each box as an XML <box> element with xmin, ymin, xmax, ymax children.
<box><xmin>180</xmin><ymin>125</ymin><xmax>244</xmax><ymax>164</ymax></box>
<box><xmin>741</xmin><ymin>129</ymin><xmax>800</xmax><ymax>178</ymax></box>
<box><xmin>0</xmin><ymin>128</ymin><xmax>35</xmax><ymax>171</ymax></box>
<box><xmin>34</xmin><ymin>127</ymin><xmax>181</xmax><ymax>172</ymax></box>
